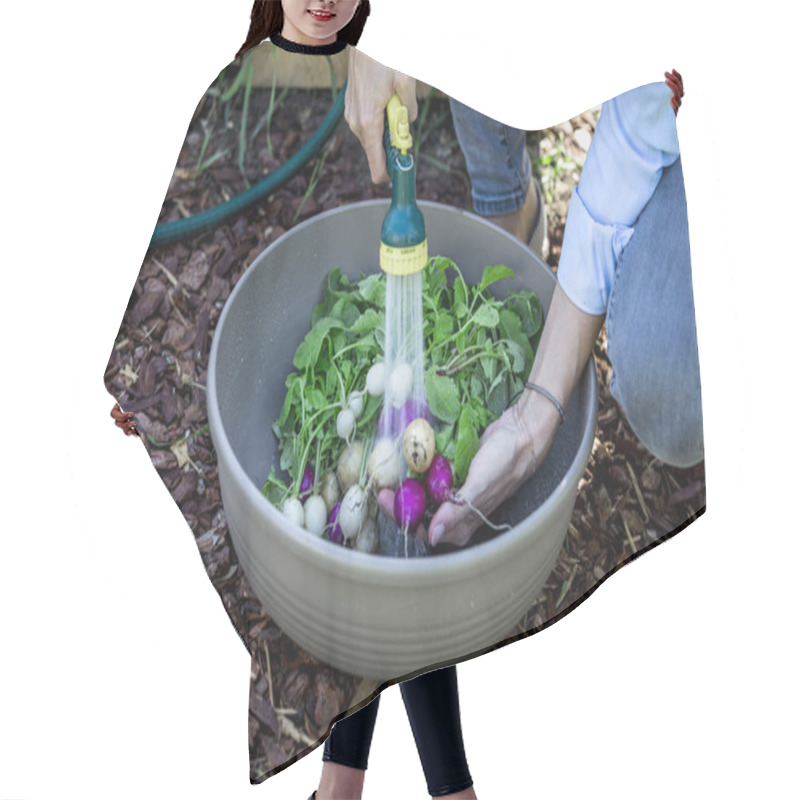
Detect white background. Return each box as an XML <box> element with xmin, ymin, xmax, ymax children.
<box><xmin>1</xmin><ymin>1</ymin><xmax>796</xmax><ymax>798</ymax></box>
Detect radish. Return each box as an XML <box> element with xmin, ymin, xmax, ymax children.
<box><xmin>328</xmin><ymin>503</ymin><xmax>343</xmax><ymax>544</ymax></box>
<box><xmin>282</xmin><ymin>496</ymin><xmax>304</xmax><ymax>528</ymax></box>
<box><xmin>299</xmin><ymin>464</ymin><xmax>315</xmax><ymax>500</ymax></box>
<box><xmin>394</xmin><ymin>478</ymin><xmax>427</xmax><ymax>531</ymax></box>
<box><xmin>426</xmin><ymin>454</ymin><xmax>454</xmax><ymax>507</ymax></box>
<box><xmin>348</xmin><ymin>391</ymin><xmax>364</xmax><ymax>419</ymax></box>
<box><xmin>339</xmin><ymin>485</ymin><xmax>367</xmax><ymax>541</ymax></box>
<box><xmin>355</xmin><ymin>517</ymin><xmax>378</xmax><ymax>554</ymax></box>
<box><xmin>337</xmin><ymin>440</ymin><xmax>363</xmax><ymax>493</ymax></box>
<box><xmin>379</xmin><ymin>397</ymin><xmax>432</xmax><ymax>438</ymax></box>
<box><xmin>411</xmin><ymin>397</ymin><xmax>433</xmax><ymax>424</ymax></box>
<box><xmin>337</xmin><ymin>407</ymin><xmax>356</xmax><ymax>440</ymax></box>
<box><xmin>321</xmin><ymin>472</ymin><xmax>340</xmax><ymax>513</ymax></box>
<box><xmin>366</xmin><ymin>362</ymin><xmax>385</xmax><ymax>396</ymax></box>
<box><xmin>389</xmin><ymin>363</ymin><xmax>413</xmax><ymax>408</ymax></box>
<box><xmin>403</xmin><ymin>418</ymin><xmax>436</xmax><ymax>474</ymax></box>
<box><xmin>368</xmin><ymin>437</ymin><xmax>402</xmax><ymax>490</ymax></box>
<box><xmin>303</xmin><ymin>494</ymin><xmax>327</xmax><ymax>536</ymax></box>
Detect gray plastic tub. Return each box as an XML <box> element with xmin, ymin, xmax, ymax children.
<box><xmin>208</xmin><ymin>200</ymin><xmax>596</xmax><ymax>679</ymax></box>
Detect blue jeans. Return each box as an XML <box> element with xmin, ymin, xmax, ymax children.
<box><xmin>448</xmin><ymin>97</ymin><xmax>532</xmax><ymax>216</ymax></box>
<box><xmin>606</xmin><ymin>156</ymin><xmax>704</xmax><ymax>467</ymax></box>
<box><xmin>448</xmin><ymin>103</ymin><xmax>703</xmax><ymax>467</ymax></box>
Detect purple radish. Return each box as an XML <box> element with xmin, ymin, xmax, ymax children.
<box><xmin>426</xmin><ymin>454</ymin><xmax>453</xmax><ymax>507</ymax></box>
<box><xmin>328</xmin><ymin>503</ymin><xmax>343</xmax><ymax>545</ymax></box>
<box><xmin>299</xmin><ymin>464</ymin><xmax>315</xmax><ymax>500</ymax></box>
<box><xmin>413</xmin><ymin>398</ymin><xmax>433</xmax><ymax>424</ymax></box>
<box><xmin>394</xmin><ymin>478</ymin><xmax>427</xmax><ymax>531</ymax></box>
<box><xmin>379</xmin><ymin>397</ymin><xmax>433</xmax><ymax>438</ymax></box>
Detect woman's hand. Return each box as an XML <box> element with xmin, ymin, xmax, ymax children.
<box><xmin>665</xmin><ymin>69</ymin><xmax>684</xmax><ymax>115</ymax></box>
<box><xmin>110</xmin><ymin>403</ymin><xmax>139</xmax><ymax>437</ymax></box>
<box><xmin>429</xmin><ymin>389</ymin><xmax>570</xmax><ymax>547</ymax></box>
<box><xmin>426</xmin><ymin>403</ymin><xmax>538</xmax><ymax>546</ymax></box>
<box><xmin>425</xmin><ymin>286</ymin><xmax>604</xmax><ymax>546</ymax></box>
<box><xmin>375</xmin><ymin>398</ymin><xmax>560</xmax><ymax>548</ymax></box>
<box><xmin>345</xmin><ymin>49</ymin><xmax>417</xmax><ymax>183</ymax></box>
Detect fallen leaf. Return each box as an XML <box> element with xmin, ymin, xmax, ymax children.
<box><xmin>120</xmin><ymin>363</ymin><xmax>139</xmax><ymax>386</ymax></box>
<box><xmin>170</xmin><ymin>440</ymin><xmax>190</xmax><ymax>471</ymax></box>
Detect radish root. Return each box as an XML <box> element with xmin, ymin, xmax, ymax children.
<box><xmin>450</xmin><ymin>492</ymin><xmax>513</xmax><ymax>532</ymax></box>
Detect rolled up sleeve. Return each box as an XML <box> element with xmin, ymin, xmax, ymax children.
<box><xmin>557</xmin><ymin>81</ymin><xmax>680</xmax><ymax>315</ymax></box>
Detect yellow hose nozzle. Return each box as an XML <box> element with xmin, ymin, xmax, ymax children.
<box><xmin>387</xmin><ymin>94</ymin><xmax>413</xmax><ymax>154</ymax></box>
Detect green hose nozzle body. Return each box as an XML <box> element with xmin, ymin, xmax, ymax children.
<box><xmin>380</xmin><ymin>99</ymin><xmax>427</xmax><ymax>276</ymax></box>
<box><xmin>381</xmin><ymin>150</ymin><xmax>426</xmax><ymax>249</ymax></box>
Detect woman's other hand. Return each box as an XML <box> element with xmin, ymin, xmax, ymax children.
<box><xmin>426</xmin><ymin>404</ymin><xmax>537</xmax><ymax>546</ymax></box>
<box><xmin>427</xmin><ymin>285</ymin><xmax>604</xmax><ymax>546</ymax></box>
<box><xmin>375</xmin><ymin>399</ymin><xmax>559</xmax><ymax>549</ymax></box>
<box><xmin>345</xmin><ymin>49</ymin><xmax>417</xmax><ymax>183</ymax></box>
<box><xmin>427</xmin><ymin>395</ymin><xmax>563</xmax><ymax>547</ymax></box>
<box><xmin>378</xmin><ymin>284</ymin><xmax>602</xmax><ymax>548</ymax></box>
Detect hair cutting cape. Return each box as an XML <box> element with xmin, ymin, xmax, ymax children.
<box><xmin>104</xmin><ymin>39</ymin><xmax>704</xmax><ymax>783</ymax></box>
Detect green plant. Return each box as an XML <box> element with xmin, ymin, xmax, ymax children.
<box><xmin>532</xmin><ymin>133</ymin><xmax>582</xmax><ymax>206</ymax></box>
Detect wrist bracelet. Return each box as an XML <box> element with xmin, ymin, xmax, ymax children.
<box><xmin>524</xmin><ymin>382</ymin><xmax>565</xmax><ymax>425</ymax></box>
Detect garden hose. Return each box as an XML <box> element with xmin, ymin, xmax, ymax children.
<box><xmin>149</xmin><ymin>80</ymin><xmax>348</xmax><ymax>249</ymax></box>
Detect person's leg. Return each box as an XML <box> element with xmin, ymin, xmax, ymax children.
<box><xmin>605</xmin><ymin>157</ymin><xmax>704</xmax><ymax>467</ymax></box>
<box><xmin>400</xmin><ymin>666</ymin><xmax>475</xmax><ymax>799</ymax></box>
<box><xmin>315</xmin><ymin>695</ymin><xmax>381</xmax><ymax>800</ymax></box>
<box><xmin>448</xmin><ymin>97</ymin><xmax>544</xmax><ymax>253</ymax></box>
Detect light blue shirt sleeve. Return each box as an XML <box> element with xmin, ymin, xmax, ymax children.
<box><xmin>557</xmin><ymin>82</ymin><xmax>680</xmax><ymax>315</ymax></box>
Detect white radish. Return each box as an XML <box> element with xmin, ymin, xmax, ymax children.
<box><xmin>355</xmin><ymin>517</ymin><xmax>378</xmax><ymax>553</ymax></box>
<box><xmin>337</xmin><ymin>407</ymin><xmax>356</xmax><ymax>440</ymax></box>
<box><xmin>403</xmin><ymin>418</ymin><xmax>436</xmax><ymax>473</ymax></box>
<box><xmin>366</xmin><ymin>362</ymin><xmax>385</xmax><ymax>396</ymax></box>
<box><xmin>348</xmin><ymin>392</ymin><xmax>364</xmax><ymax>419</ymax></box>
<box><xmin>339</xmin><ymin>485</ymin><xmax>367</xmax><ymax>541</ymax></box>
<box><xmin>368</xmin><ymin>437</ymin><xmax>402</xmax><ymax>490</ymax></box>
<box><xmin>321</xmin><ymin>472</ymin><xmax>340</xmax><ymax>513</ymax></box>
<box><xmin>337</xmin><ymin>440</ymin><xmax>363</xmax><ymax>493</ymax></box>
<box><xmin>389</xmin><ymin>363</ymin><xmax>413</xmax><ymax>408</ymax></box>
<box><xmin>282</xmin><ymin>496</ymin><xmax>304</xmax><ymax>528</ymax></box>
<box><xmin>303</xmin><ymin>494</ymin><xmax>328</xmax><ymax>536</ymax></box>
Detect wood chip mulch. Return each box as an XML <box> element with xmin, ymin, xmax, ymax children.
<box><xmin>104</xmin><ymin>85</ymin><xmax>705</xmax><ymax>783</ymax></box>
